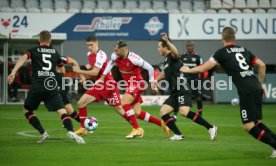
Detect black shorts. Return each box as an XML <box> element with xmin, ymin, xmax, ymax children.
<box><xmin>59</xmin><ymin>87</ymin><xmax>71</xmax><ymax>105</ymax></box>
<box><xmin>24</xmin><ymin>88</ymin><xmax>64</xmax><ymax>112</ymax></box>
<box><xmin>188</xmin><ymin>79</ymin><xmax>202</xmax><ymax>98</ymax></box>
<box><xmin>239</xmin><ymin>89</ymin><xmax>262</xmax><ymax>124</ymax></box>
<box><xmin>163</xmin><ymin>90</ymin><xmax>192</xmax><ymax>112</ymax></box>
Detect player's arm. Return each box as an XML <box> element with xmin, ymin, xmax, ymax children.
<box><xmin>8</xmin><ymin>54</ymin><xmax>28</xmax><ymax>85</ymax></box>
<box><xmin>141</xmin><ymin>60</ymin><xmax>156</xmax><ymax>90</ymax></box>
<box><xmin>180</xmin><ymin>60</ymin><xmax>216</xmax><ymax>74</ymax></box>
<box><xmin>161</xmin><ymin>32</ymin><xmax>179</xmax><ymax>59</ymax></box>
<box><xmin>156</xmin><ymin>71</ymin><xmax>165</xmax><ymax>82</ymax></box>
<box><xmin>98</xmin><ymin>60</ymin><xmax>115</xmax><ymax>83</ymax></box>
<box><xmin>72</xmin><ymin>65</ymin><xmax>100</xmax><ymax>76</ymax></box>
<box><xmin>66</xmin><ymin>57</ymin><xmax>86</xmax><ymax>82</ymax></box>
<box><xmin>253</xmin><ymin>59</ymin><xmax>266</xmax><ymax>84</ymax></box>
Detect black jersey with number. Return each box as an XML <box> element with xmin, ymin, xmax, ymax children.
<box><xmin>163</xmin><ymin>53</ymin><xmax>190</xmax><ymax>93</ymax></box>
<box><xmin>25</xmin><ymin>45</ymin><xmax>63</xmax><ymax>88</ymax></box>
<box><xmin>180</xmin><ymin>53</ymin><xmax>203</xmax><ymax>81</ymax></box>
<box><xmin>211</xmin><ymin>44</ymin><xmax>260</xmax><ymax>93</ymax></box>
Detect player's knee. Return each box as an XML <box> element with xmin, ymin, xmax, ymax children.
<box><xmin>179</xmin><ymin>108</ymin><xmax>189</xmax><ymax>117</ymax></box>
<box><xmin>23</xmin><ymin>108</ymin><xmax>28</xmax><ymax>114</ymax></box>
<box><xmin>160</xmin><ymin>107</ymin><xmax>168</xmax><ymax>116</ymax></box>
<box><xmin>243</xmin><ymin>123</ymin><xmax>254</xmax><ymax>132</ymax></box>
<box><xmin>77</xmin><ymin>100</ymin><xmax>85</xmax><ymax>108</ymax></box>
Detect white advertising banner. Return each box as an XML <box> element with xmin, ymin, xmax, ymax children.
<box><xmin>0</xmin><ymin>13</ymin><xmax>73</xmax><ymax>37</ymax></box>
<box><xmin>169</xmin><ymin>14</ymin><xmax>276</xmax><ymax>40</ymax></box>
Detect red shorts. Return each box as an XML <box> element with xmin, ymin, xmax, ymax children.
<box><xmin>125</xmin><ymin>82</ymin><xmax>146</xmax><ymax>105</ymax></box>
<box><xmin>86</xmin><ymin>83</ymin><xmax>121</xmax><ymax>106</ymax></box>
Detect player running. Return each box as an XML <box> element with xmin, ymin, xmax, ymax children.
<box><xmin>181</xmin><ymin>27</ymin><xmax>276</xmax><ymax>158</ymax></box>
<box><xmin>7</xmin><ymin>30</ymin><xmax>85</xmax><ymax>144</ymax></box>
<box><xmin>100</xmin><ymin>40</ymin><xmax>170</xmax><ymax>138</ymax></box>
<box><xmin>156</xmin><ymin>33</ymin><xmax>217</xmax><ymax>141</ymax></box>
<box><xmin>72</xmin><ymin>36</ymin><xmax>143</xmax><ymax>139</ymax></box>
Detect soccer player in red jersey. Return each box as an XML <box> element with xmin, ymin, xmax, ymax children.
<box><xmin>100</xmin><ymin>40</ymin><xmax>170</xmax><ymax>138</ymax></box>
<box><xmin>72</xmin><ymin>36</ymin><xmax>143</xmax><ymax>139</ymax></box>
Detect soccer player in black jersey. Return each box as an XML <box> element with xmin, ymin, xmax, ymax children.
<box><xmin>56</xmin><ymin>56</ymin><xmax>85</xmax><ymax>123</ymax></box>
<box><xmin>181</xmin><ymin>27</ymin><xmax>276</xmax><ymax>158</ymax></box>
<box><xmin>156</xmin><ymin>32</ymin><xmax>217</xmax><ymax>141</ymax></box>
<box><xmin>180</xmin><ymin>41</ymin><xmax>204</xmax><ymax>117</ymax></box>
<box><xmin>8</xmin><ymin>30</ymin><xmax>85</xmax><ymax>144</ymax></box>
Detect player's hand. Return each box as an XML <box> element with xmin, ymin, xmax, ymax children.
<box><xmin>72</xmin><ymin>65</ymin><xmax>81</xmax><ymax>73</ymax></box>
<box><xmin>180</xmin><ymin>65</ymin><xmax>190</xmax><ymax>73</ymax></box>
<box><xmin>79</xmin><ymin>74</ymin><xmax>86</xmax><ymax>84</ymax></box>
<box><xmin>259</xmin><ymin>81</ymin><xmax>266</xmax><ymax>97</ymax></box>
<box><xmin>161</xmin><ymin>32</ymin><xmax>168</xmax><ymax>42</ymax></box>
<box><xmin>85</xmin><ymin>64</ymin><xmax>91</xmax><ymax>70</ymax></box>
<box><xmin>150</xmin><ymin>81</ymin><xmax>157</xmax><ymax>91</ymax></box>
<box><xmin>7</xmin><ymin>74</ymin><xmax>15</xmax><ymax>85</ymax></box>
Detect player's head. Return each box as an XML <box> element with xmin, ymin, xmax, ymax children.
<box><xmin>114</xmin><ymin>40</ymin><xmax>128</xmax><ymax>58</ymax></box>
<box><xmin>185</xmin><ymin>40</ymin><xmax>194</xmax><ymax>54</ymax></box>
<box><xmin>86</xmin><ymin>35</ymin><xmax>99</xmax><ymax>53</ymax></box>
<box><xmin>39</xmin><ymin>30</ymin><xmax>51</xmax><ymax>44</ymax></box>
<box><xmin>158</xmin><ymin>38</ymin><xmax>172</xmax><ymax>56</ymax></box>
<box><xmin>222</xmin><ymin>27</ymin><xmax>236</xmax><ymax>43</ymax></box>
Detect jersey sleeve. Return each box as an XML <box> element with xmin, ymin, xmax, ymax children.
<box><xmin>103</xmin><ymin>53</ymin><xmax>116</xmax><ymax>75</ymax></box>
<box><xmin>94</xmin><ymin>51</ymin><xmax>107</xmax><ymax>69</ymax></box>
<box><xmin>56</xmin><ymin>52</ymin><xmax>64</xmax><ymax>67</ymax></box>
<box><xmin>198</xmin><ymin>56</ymin><xmax>203</xmax><ymax>66</ymax></box>
<box><xmin>247</xmin><ymin>50</ymin><xmax>258</xmax><ymax>65</ymax></box>
<box><xmin>60</xmin><ymin>56</ymin><xmax>68</xmax><ymax>64</ymax></box>
<box><xmin>210</xmin><ymin>50</ymin><xmax>222</xmax><ymax>64</ymax></box>
<box><xmin>25</xmin><ymin>49</ymin><xmax>32</xmax><ymax>59</ymax></box>
<box><xmin>128</xmin><ymin>53</ymin><xmax>144</xmax><ymax>67</ymax></box>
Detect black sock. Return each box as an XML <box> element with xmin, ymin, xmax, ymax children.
<box><xmin>197</xmin><ymin>100</ymin><xmax>203</xmax><ymax>110</ymax></box>
<box><xmin>24</xmin><ymin>112</ymin><xmax>45</xmax><ymax>135</ymax></box>
<box><xmin>186</xmin><ymin>111</ymin><xmax>213</xmax><ymax>130</ymax></box>
<box><xmin>249</xmin><ymin>126</ymin><xmax>276</xmax><ymax>149</ymax></box>
<box><xmin>161</xmin><ymin>114</ymin><xmax>182</xmax><ymax>135</ymax></box>
<box><xmin>70</xmin><ymin>111</ymin><xmax>80</xmax><ymax>122</ymax></box>
<box><xmin>61</xmin><ymin>114</ymin><xmax>73</xmax><ymax>132</ymax></box>
<box><xmin>256</xmin><ymin>122</ymin><xmax>276</xmax><ymax>138</ymax></box>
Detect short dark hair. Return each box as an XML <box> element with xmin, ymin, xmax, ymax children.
<box><xmin>86</xmin><ymin>35</ymin><xmax>98</xmax><ymax>42</ymax></box>
<box><xmin>114</xmin><ymin>40</ymin><xmax>127</xmax><ymax>48</ymax></box>
<box><xmin>222</xmin><ymin>27</ymin><xmax>236</xmax><ymax>42</ymax></box>
<box><xmin>39</xmin><ymin>30</ymin><xmax>51</xmax><ymax>43</ymax></box>
<box><xmin>159</xmin><ymin>38</ymin><xmax>172</xmax><ymax>48</ymax></box>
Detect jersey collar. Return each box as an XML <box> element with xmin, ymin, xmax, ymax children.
<box><xmin>225</xmin><ymin>43</ymin><xmax>236</xmax><ymax>47</ymax></box>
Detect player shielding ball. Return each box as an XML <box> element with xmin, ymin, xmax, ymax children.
<box><xmin>181</xmin><ymin>27</ymin><xmax>276</xmax><ymax>158</ymax></box>
<box><xmin>7</xmin><ymin>30</ymin><xmax>85</xmax><ymax>144</ymax></box>
<box><xmin>100</xmin><ymin>40</ymin><xmax>170</xmax><ymax>138</ymax></box>
<box><xmin>72</xmin><ymin>36</ymin><xmax>143</xmax><ymax>139</ymax></box>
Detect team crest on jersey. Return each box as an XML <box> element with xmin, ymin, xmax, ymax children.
<box><xmin>127</xmin><ymin>63</ymin><xmax>130</xmax><ymax>67</ymax></box>
<box><xmin>144</xmin><ymin>17</ymin><xmax>164</xmax><ymax>36</ymax></box>
<box><xmin>192</xmin><ymin>58</ymin><xmax>196</xmax><ymax>62</ymax></box>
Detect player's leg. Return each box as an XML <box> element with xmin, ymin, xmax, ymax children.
<box><xmin>75</xmin><ymin>93</ymin><xmax>97</xmax><ymax>135</ymax></box>
<box><xmin>196</xmin><ymin>95</ymin><xmax>203</xmax><ymax>116</ymax></box>
<box><xmin>23</xmin><ymin>90</ymin><xmax>48</xmax><ymax>143</ymax></box>
<box><xmin>121</xmin><ymin>93</ymin><xmax>140</xmax><ymax>129</ymax></box>
<box><xmin>56</xmin><ymin>108</ymin><xmax>85</xmax><ymax>144</ymax></box>
<box><xmin>60</xmin><ymin>90</ymin><xmax>80</xmax><ymax>123</ymax></box>
<box><xmin>112</xmin><ymin>105</ymin><xmax>142</xmax><ymax>139</ymax></box>
<box><xmin>160</xmin><ymin>104</ymin><xmax>183</xmax><ymax>140</ymax></box>
<box><xmin>255</xmin><ymin>121</ymin><xmax>276</xmax><ymax>139</ymax></box>
<box><xmin>244</xmin><ymin>122</ymin><xmax>276</xmax><ymax>150</ymax></box>
<box><xmin>65</xmin><ymin>103</ymin><xmax>80</xmax><ymax>123</ymax></box>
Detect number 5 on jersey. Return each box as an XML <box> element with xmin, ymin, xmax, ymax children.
<box><xmin>42</xmin><ymin>54</ymin><xmax>52</xmax><ymax>71</ymax></box>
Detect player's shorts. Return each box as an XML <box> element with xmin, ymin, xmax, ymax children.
<box><xmin>163</xmin><ymin>90</ymin><xmax>192</xmax><ymax>112</ymax></box>
<box><xmin>239</xmin><ymin>88</ymin><xmax>263</xmax><ymax>124</ymax></box>
<box><xmin>86</xmin><ymin>83</ymin><xmax>121</xmax><ymax>106</ymax></box>
<box><xmin>125</xmin><ymin>81</ymin><xmax>146</xmax><ymax>105</ymax></box>
<box><xmin>24</xmin><ymin>88</ymin><xmax>64</xmax><ymax>112</ymax></box>
<box><xmin>188</xmin><ymin>79</ymin><xmax>202</xmax><ymax>98</ymax></box>
<box><xmin>59</xmin><ymin>87</ymin><xmax>71</xmax><ymax>105</ymax></box>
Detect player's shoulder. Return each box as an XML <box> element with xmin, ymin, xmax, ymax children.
<box><xmin>111</xmin><ymin>52</ymin><xmax>118</xmax><ymax>60</ymax></box>
<box><xmin>128</xmin><ymin>52</ymin><xmax>142</xmax><ymax>61</ymax></box>
<box><xmin>96</xmin><ymin>49</ymin><xmax>107</xmax><ymax>58</ymax></box>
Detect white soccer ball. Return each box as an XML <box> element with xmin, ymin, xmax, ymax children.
<box><xmin>231</xmin><ymin>98</ymin><xmax>239</xmax><ymax>106</ymax></box>
<box><xmin>84</xmin><ymin>117</ymin><xmax>98</xmax><ymax>131</ymax></box>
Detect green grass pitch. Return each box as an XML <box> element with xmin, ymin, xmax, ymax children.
<box><xmin>0</xmin><ymin>104</ymin><xmax>275</xmax><ymax>166</ymax></box>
